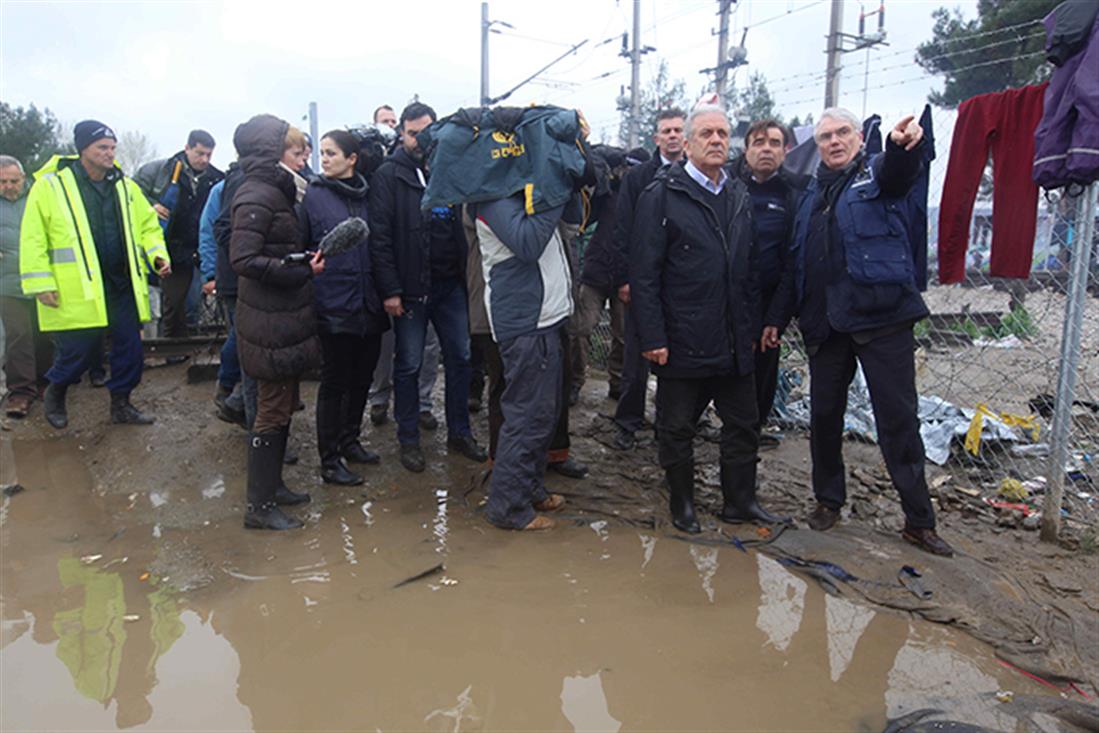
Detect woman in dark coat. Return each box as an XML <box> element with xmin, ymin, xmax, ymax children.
<box><xmin>302</xmin><ymin>130</ymin><xmax>389</xmax><ymax>486</ymax></box>
<box><xmin>230</xmin><ymin>114</ymin><xmax>324</xmax><ymax>531</ymax></box>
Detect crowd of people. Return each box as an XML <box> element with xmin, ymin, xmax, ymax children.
<box><xmin>0</xmin><ymin>98</ymin><xmax>955</xmax><ymax>556</ymax></box>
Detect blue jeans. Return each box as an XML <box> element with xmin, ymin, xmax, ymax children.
<box><xmin>392</xmin><ymin>277</ymin><xmax>471</xmax><ymax>445</ymax></box>
<box><xmin>48</xmin><ymin>290</ymin><xmax>143</xmax><ymax>395</ymax></box>
<box><xmin>218</xmin><ymin>296</ymin><xmax>241</xmax><ymax>390</ymax></box>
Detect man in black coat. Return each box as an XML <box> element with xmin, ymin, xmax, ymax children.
<box><xmin>369</xmin><ymin>102</ymin><xmax>487</xmax><ymax>473</ymax></box>
<box><xmin>731</xmin><ymin>120</ymin><xmax>808</xmax><ymax>449</ymax></box>
<box><xmin>135</xmin><ymin>130</ymin><xmax>223</xmax><ymax>338</ymax></box>
<box><xmin>612</xmin><ymin>109</ymin><xmax>685</xmax><ymax>450</ymax></box>
<box><xmin>631</xmin><ymin>105</ymin><xmax>784</xmax><ymax>534</ymax></box>
<box><xmin>791</xmin><ymin>107</ymin><xmax>953</xmax><ymax>557</ymax></box>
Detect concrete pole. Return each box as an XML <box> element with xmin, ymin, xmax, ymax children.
<box><xmin>715</xmin><ymin>0</ymin><xmax>733</xmax><ymax>108</ymax></box>
<box><xmin>308</xmin><ymin>102</ymin><xmax>319</xmax><ymax>172</ymax></box>
<box><xmin>628</xmin><ymin>0</ymin><xmax>642</xmax><ymax>149</ymax></box>
<box><xmin>1041</xmin><ymin>181</ymin><xmax>1099</xmax><ymax>542</ymax></box>
<box><xmin>824</xmin><ymin>0</ymin><xmax>843</xmax><ymax>108</ymax></box>
<box><xmin>481</xmin><ymin>2</ymin><xmax>490</xmax><ymax>106</ymax></box>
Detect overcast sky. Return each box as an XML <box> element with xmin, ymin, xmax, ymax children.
<box><xmin>1</xmin><ymin>0</ymin><xmax>981</xmax><ymax>170</ymax></box>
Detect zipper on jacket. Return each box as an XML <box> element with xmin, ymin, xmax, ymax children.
<box><xmin>119</xmin><ymin>183</ymin><xmax>144</xmax><ymax>282</ymax></box>
<box><xmin>54</xmin><ymin>177</ymin><xmax>94</xmax><ymax>281</ymax></box>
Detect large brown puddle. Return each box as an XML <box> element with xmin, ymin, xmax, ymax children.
<box><xmin>0</xmin><ymin>436</ymin><xmax>1072</xmax><ymax>731</ymax></box>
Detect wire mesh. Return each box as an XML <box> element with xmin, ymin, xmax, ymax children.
<box><xmin>581</xmin><ymin>107</ymin><xmax>1098</xmax><ymax>537</ymax></box>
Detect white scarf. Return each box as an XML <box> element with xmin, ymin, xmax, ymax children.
<box><xmin>277</xmin><ymin>161</ymin><xmax>308</xmax><ymax>204</ymax></box>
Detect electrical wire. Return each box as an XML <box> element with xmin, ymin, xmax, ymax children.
<box><xmin>743</xmin><ymin>0</ymin><xmax>826</xmax><ymax>30</ymax></box>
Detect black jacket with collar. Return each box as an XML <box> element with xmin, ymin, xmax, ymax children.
<box><xmin>629</xmin><ymin>162</ymin><xmax>759</xmax><ymax>379</ymax></box>
<box><xmin>612</xmin><ymin>154</ymin><xmax>673</xmax><ymax>288</ymax></box>
<box><xmin>368</xmin><ymin>147</ymin><xmax>466</xmax><ymax>300</ymax></box>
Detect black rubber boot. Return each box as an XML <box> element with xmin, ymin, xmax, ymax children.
<box><xmin>273</xmin><ymin>426</ymin><xmax>311</xmax><ymax>505</ymax></box>
<box><xmin>718</xmin><ymin>460</ymin><xmax>792</xmax><ymax>525</ymax></box>
<box><xmin>244</xmin><ymin>432</ymin><xmax>304</xmax><ymax>529</ymax></box>
<box><xmin>44</xmin><ymin>383</ymin><xmax>69</xmax><ymax>429</ymax></box>
<box><xmin>316</xmin><ymin>389</ymin><xmax>363</xmax><ymax>485</ymax></box>
<box><xmin>110</xmin><ymin>392</ymin><xmax>154</xmax><ymax>425</ymax></box>
<box><xmin>667</xmin><ymin>462</ymin><xmax>701</xmax><ymax>534</ymax></box>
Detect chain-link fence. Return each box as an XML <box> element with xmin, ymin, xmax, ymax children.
<box><xmin>582</xmin><ymin>107</ymin><xmax>1098</xmax><ymax>540</ymax></box>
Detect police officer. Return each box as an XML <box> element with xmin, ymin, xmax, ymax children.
<box><xmin>20</xmin><ymin>120</ymin><xmax>170</xmax><ymax>429</ymax></box>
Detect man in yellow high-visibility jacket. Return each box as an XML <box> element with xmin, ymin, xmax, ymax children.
<box><xmin>20</xmin><ymin>120</ymin><xmax>171</xmax><ymax>429</ymax></box>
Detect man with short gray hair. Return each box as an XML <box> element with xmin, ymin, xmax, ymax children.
<box><xmin>0</xmin><ymin>154</ymin><xmax>52</xmax><ymax>418</ymax></box>
<box><xmin>791</xmin><ymin>107</ymin><xmax>953</xmax><ymax>557</ymax></box>
<box><xmin>630</xmin><ymin>105</ymin><xmax>784</xmax><ymax>533</ymax></box>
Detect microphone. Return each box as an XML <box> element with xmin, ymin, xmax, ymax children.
<box><xmin>283</xmin><ymin>217</ymin><xmax>369</xmax><ymax>264</ymax></box>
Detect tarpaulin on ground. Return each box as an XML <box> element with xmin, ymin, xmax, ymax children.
<box><xmin>418</xmin><ymin>105</ymin><xmax>587</xmax><ymax>214</ymax></box>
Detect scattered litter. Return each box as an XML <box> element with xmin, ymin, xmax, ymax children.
<box><xmin>898</xmin><ymin>565</ymin><xmax>932</xmax><ymax>599</ymax></box>
<box><xmin>123</xmin><ymin>614</ymin><xmax>140</xmax><ymax>622</ymax></box>
<box><xmin>997</xmin><ymin>478</ymin><xmax>1029</xmax><ymax>502</ymax></box>
<box><xmin>101</xmin><ymin>556</ymin><xmax>128</xmax><ymax>569</ymax></box>
<box><xmin>393</xmin><ymin>563</ymin><xmax>445</xmax><ymax>588</ymax></box>
<box><xmin>995</xmin><ymin>690</ymin><xmax>1015</xmax><ymax>703</ymax></box>
<box><xmin>139</xmin><ymin>572</ymin><xmax>150</xmax><ymax>581</ymax></box>
<box><xmin>1</xmin><ymin>484</ymin><xmax>24</xmax><ymax>497</ymax></box>
<box><xmin>79</xmin><ymin>554</ymin><xmax>103</xmax><ymax>565</ymax></box>
<box><xmin>1012</xmin><ymin>443</ymin><xmax>1050</xmax><ymax>458</ymax></box>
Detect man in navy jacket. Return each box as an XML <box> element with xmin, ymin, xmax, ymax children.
<box><xmin>791</xmin><ymin>107</ymin><xmax>953</xmax><ymax>557</ymax></box>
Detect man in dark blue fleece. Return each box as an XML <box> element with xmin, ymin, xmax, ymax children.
<box><xmin>474</xmin><ymin>194</ymin><xmax>574</xmax><ymax>531</ymax></box>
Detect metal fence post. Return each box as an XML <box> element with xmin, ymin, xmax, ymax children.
<box><xmin>1041</xmin><ymin>181</ymin><xmax>1099</xmax><ymax>542</ymax></box>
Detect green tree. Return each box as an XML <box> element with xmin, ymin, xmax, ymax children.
<box><xmin>916</xmin><ymin>0</ymin><xmax>1057</xmax><ymax>108</ymax></box>
<box><xmin>617</xmin><ymin>60</ymin><xmax>690</xmax><ymax>151</ymax></box>
<box><xmin>735</xmin><ymin>72</ymin><xmax>779</xmax><ymax>122</ymax></box>
<box><xmin>0</xmin><ymin>102</ymin><xmax>72</xmax><ymax>172</ymax></box>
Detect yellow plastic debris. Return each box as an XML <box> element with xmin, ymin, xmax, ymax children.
<box><xmin>998</xmin><ymin>478</ymin><xmax>1029</xmax><ymax>501</ymax></box>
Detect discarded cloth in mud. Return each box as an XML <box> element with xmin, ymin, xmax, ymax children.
<box><xmin>393</xmin><ymin>563</ymin><xmax>445</xmax><ymax>588</ymax></box>
<box><xmin>881</xmin><ymin>709</ymin><xmax>1001</xmax><ymax>732</ymax></box>
<box><xmin>778</xmin><ymin>366</ymin><xmax>1032</xmax><ymax>465</ymax></box>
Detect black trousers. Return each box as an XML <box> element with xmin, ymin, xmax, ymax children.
<box><xmin>316</xmin><ymin>332</ymin><xmax>383</xmax><ymax>461</ymax></box>
<box><xmin>160</xmin><ymin>265</ymin><xmax>194</xmax><ymax>338</ymax></box>
<box><xmin>808</xmin><ymin>327</ymin><xmax>936</xmax><ymax>529</ymax></box>
<box><xmin>655</xmin><ymin>373</ymin><xmax>759</xmax><ymax>473</ymax></box>
<box><xmin>753</xmin><ymin>342</ymin><xmax>780</xmax><ymax>433</ymax></box>
<box><xmin>614</xmin><ymin>306</ymin><xmax>651</xmax><ymax>434</ymax></box>
<box><xmin>480</xmin><ymin>330</ymin><xmax>570</xmax><ymax>462</ymax></box>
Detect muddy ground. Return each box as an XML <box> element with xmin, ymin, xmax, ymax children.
<box><xmin>1</xmin><ymin>356</ymin><xmax>1098</xmax><ymax>730</ymax></box>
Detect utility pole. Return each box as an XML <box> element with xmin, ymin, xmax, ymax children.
<box><xmin>481</xmin><ymin>2</ymin><xmax>490</xmax><ymax>106</ymax></box>
<box><xmin>628</xmin><ymin>0</ymin><xmax>642</xmax><ymax>149</ymax></box>
<box><xmin>714</xmin><ymin>0</ymin><xmax>733</xmax><ymax>106</ymax></box>
<box><xmin>824</xmin><ymin>0</ymin><xmax>843</xmax><ymax>108</ymax></box>
<box><xmin>823</xmin><ymin>0</ymin><xmax>887</xmax><ymax>110</ymax></box>
<box><xmin>308</xmin><ymin>102</ymin><xmax>319</xmax><ymax>172</ymax></box>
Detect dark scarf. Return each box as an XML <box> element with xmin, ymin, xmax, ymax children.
<box><xmin>317</xmin><ymin>172</ymin><xmax>368</xmax><ymax>200</ymax></box>
<box><xmin>815</xmin><ymin>151</ymin><xmax>865</xmax><ymax>211</ymax></box>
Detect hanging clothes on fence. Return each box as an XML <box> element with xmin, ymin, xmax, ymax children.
<box><xmin>937</xmin><ymin>84</ymin><xmax>1047</xmax><ymax>284</ymax></box>
<box><xmin>1033</xmin><ymin>6</ymin><xmax>1099</xmax><ymax>190</ymax></box>
<box><xmin>864</xmin><ymin>106</ymin><xmax>936</xmax><ymax>291</ymax></box>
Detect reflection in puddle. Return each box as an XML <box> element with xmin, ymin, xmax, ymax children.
<box><xmin>339</xmin><ymin>518</ymin><xmax>358</xmax><ymax>565</ymax></box>
<box><xmin>361</xmin><ymin>500</ymin><xmax>374</xmax><ymax>526</ymax></box>
<box><xmin>755</xmin><ymin>553</ymin><xmax>807</xmax><ymax>652</ymax></box>
<box><xmin>424</xmin><ymin>684</ymin><xmax>482</xmax><ymax>731</ymax></box>
<box><xmin>825</xmin><ymin>594</ymin><xmax>876</xmax><ymax>682</ymax></box>
<box><xmin>561</xmin><ymin>671</ymin><xmax>621</xmax><ymax>732</ymax></box>
<box><xmin>638</xmin><ymin>534</ymin><xmax>657</xmax><ymax>570</ymax></box>
<box><xmin>434</xmin><ymin>489</ymin><xmax>449</xmax><ymax>555</ymax></box>
<box><xmin>689</xmin><ymin>544</ymin><xmax>720</xmax><ymax>604</ymax></box>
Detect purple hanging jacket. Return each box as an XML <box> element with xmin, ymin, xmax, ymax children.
<box><xmin>1033</xmin><ymin>10</ymin><xmax>1099</xmax><ymax>189</ymax></box>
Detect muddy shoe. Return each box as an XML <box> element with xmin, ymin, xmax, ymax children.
<box><xmin>807</xmin><ymin>503</ymin><xmax>840</xmax><ymax>531</ymax></box>
<box><xmin>400</xmin><ymin>443</ymin><xmax>426</xmax><ymax>473</ymax></box>
<box><xmin>533</xmin><ymin>494</ymin><xmax>565</xmax><ymax>512</ymax></box>
<box><xmin>244</xmin><ymin>502</ymin><xmax>304</xmax><ymax>530</ymax></box>
<box><xmin>216</xmin><ymin>401</ymin><xmax>246</xmax><ymax>427</ymax></box>
<box><xmin>110</xmin><ymin>393</ymin><xmax>154</xmax><ymax>425</ymax></box>
<box><xmin>322</xmin><ymin>458</ymin><xmax>364</xmax><ymax>486</ymax></box>
<box><xmin>5</xmin><ymin>394</ymin><xmax>32</xmax><ymax>419</ymax></box>
<box><xmin>548</xmin><ymin>457</ymin><xmax>588</xmax><ymax>479</ymax></box>
<box><xmin>342</xmin><ymin>442</ymin><xmax>381</xmax><ymax>465</ymax></box>
<box><xmin>419</xmin><ymin>410</ymin><xmax>438</xmax><ymax>431</ymax></box>
<box><xmin>902</xmin><ymin>526</ymin><xmax>955</xmax><ymax>558</ymax></box>
<box><xmin>447</xmin><ymin>435</ymin><xmax>488</xmax><ymax>463</ymax></box>
<box><xmin>613</xmin><ymin>426</ymin><xmax>635</xmax><ymax>451</ymax></box>
<box><xmin>522</xmin><ymin>515</ymin><xmax>555</xmax><ymax>531</ymax></box>
<box><xmin>369</xmin><ymin>404</ymin><xmax>389</xmax><ymax>426</ymax></box>
<box><xmin>43</xmin><ymin>383</ymin><xmax>68</xmax><ymax>429</ymax></box>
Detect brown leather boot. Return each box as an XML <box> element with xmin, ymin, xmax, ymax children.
<box><xmin>902</xmin><ymin>526</ymin><xmax>955</xmax><ymax>557</ymax></box>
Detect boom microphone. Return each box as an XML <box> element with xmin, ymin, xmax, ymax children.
<box><xmin>283</xmin><ymin>217</ymin><xmax>369</xmax><ymax>264</ymax></box>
